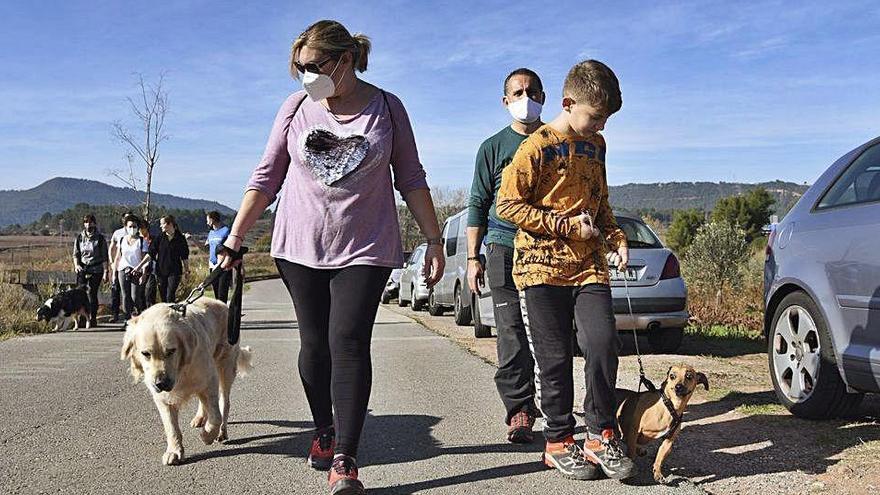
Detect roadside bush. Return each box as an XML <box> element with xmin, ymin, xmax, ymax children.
<box><xmin>682</xmin><ymin>221</ymin><xmax>762</xmax><ymax>335</ymax></box>
<box><xmin>0</xmin><ymin>283</ymin><xmax>44</xmax><ymax>338</ymax></box>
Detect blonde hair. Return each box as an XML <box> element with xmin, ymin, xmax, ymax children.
<box><xmin>563</xmin><ymin>59</ymin><xmax>622</xmax><ymax>115</ymax></box>
<box><xmin>290</xmin><ymin>20</ymin><xmax>371</xmax><ymax>79</ymax></box>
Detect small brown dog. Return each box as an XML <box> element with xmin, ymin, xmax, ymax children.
<box><xmin>616</xmin><ymin>364</ymin><xmax>709</xmax><ymax>483</ymax></box>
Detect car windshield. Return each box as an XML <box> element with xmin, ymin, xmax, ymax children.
<box><xmin>616</xmin><ymin>217</ymin><xmax>663</xmax><ymax>248</ymax></box>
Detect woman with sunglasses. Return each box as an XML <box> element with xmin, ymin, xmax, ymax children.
<box><xmin>220</xmin><ymin>19</ymin><xmax>444</xmax><ymax>495</ymax></box>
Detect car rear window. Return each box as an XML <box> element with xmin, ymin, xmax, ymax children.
<box><xmin>616</xmin><ymin>217</ymin><xmax>663</xmax><ymax>248</ymax></box>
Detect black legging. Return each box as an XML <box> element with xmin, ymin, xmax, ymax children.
<box><xmin>157</xmin><ymin>274</ymin><xmax>181</xmax><ymax>303</ymax></box>
<box><xmin>275</xmin><ymin>258</ymin><xmax>391</xmax><ymax>457</ymax></box>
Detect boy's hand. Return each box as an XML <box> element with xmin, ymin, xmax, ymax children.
<box><xmin>576</xmin><ymin>212</ymin><xmax>600</xmax><ymax>240</ymax></box>
<box><xmin>606</xmin><ymin>246</ymin><xmax>629</xmax><ymax>271</ymax></box>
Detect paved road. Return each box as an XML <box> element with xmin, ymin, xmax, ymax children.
<box><xmin>1</xmin><ymin>279</ymin><xmax>707</xmax><ymax>494</ymax></box>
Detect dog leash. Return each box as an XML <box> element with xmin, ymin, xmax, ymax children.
<box><xmin>584</xmin><ymin>209</ymin><xmax>656</xmax><ymax>394</ymax></box>
<box><xmin>169</xmin><ymin>246</ymin><xmax>248</xmax><ymax>345</ymax></box>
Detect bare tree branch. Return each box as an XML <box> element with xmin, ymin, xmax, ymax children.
<box><xmin>109</xmin><ymin>72</ymin><xmax>169</xmax><ymax>222</ymax></box>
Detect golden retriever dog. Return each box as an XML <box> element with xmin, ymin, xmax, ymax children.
<box><xmin>616</xmin><ymin>364</ymin><xmax>709</xmax><ymax>483</ymax></box>
<box><xmin>120</xmin><ymin>298</ymin><xmax>253</xmax><ymax>465</ymax></box>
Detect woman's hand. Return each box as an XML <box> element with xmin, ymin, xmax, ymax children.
<box><xmin>218</xmin><ymin>236</ymin><xmax>243</xmax><ymax>270</ymax></box>
<box><xmin>422</xmin><ymin>244</ymin><xmax>445</xmax><ymax>288</ymax></box>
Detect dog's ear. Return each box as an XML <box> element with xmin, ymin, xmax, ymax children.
<box><xmin>696</xmin><ymin>372</ymin><xmax>709</xmax><ymax>391</ymax></box>
<box><xmin>175</xmin><ymin>327</ymin><xmax>196</xmax><ymax>367</ymax></box>
<box><xmin>666</xmin><ymin>366</ymin><xmax>673</xmax><ymax>378</ymax></box>
<box><xmin>120</xmin><ymin>328</ymin><xmax>144</xmax><ymax>383</ymax></box>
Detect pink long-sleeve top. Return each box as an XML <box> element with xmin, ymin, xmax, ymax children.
<box><xmin>246</xmin><ymin>89</ymin><xmax>429</xmax><ymax>269</ymax></box>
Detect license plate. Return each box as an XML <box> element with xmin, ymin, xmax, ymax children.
<box><xmin>609</xmin><ymin>267</ymin><xmax>638</xmax><ymax>281</ymax></box>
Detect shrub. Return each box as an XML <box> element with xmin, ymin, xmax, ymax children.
<box><xmin>682</xmin><ymin>221</ymin><xmax>750</xmax><ymax>309</ymax></box>
<box><xmin>666</xmin><ymin>208</ymin><xmax>705</xmax><ymax>254</ymax></box>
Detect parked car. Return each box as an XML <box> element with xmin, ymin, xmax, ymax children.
<box><xmin>381</xmin><ymin>251</ymin><xmax>411</xmax><ymax>304</ymax></box>
<box><xmin>428</xmin><ymin>210</ymin><xmax>475</xmax><ymax>324</ymax></box>
<box><xmin>472</xmin><ymin>211</ymin><xmax>689</xmax><ymax>352</ymax></box>
<box><xmin>381</xmin><ymin>268</ymin><xmax>404</xmax><ymax>304</ymax></box>
<box><xmin>398</xmin><ymin>243</ymin><xmax>429</xmax><ymax>311</ymax></box>
<box><xmin>764</xmin><ymin>136</ymin><xmax>880</xmax><ymax>419</ymax></box>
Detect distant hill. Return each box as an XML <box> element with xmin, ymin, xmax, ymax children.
<box><xmin>0</xmin><ymin>177</ymin><xmax>235</xmax><ymax>227</ymax></box>
<box><xmin>608</xmin><ymin>180</ymin><xmax>809</xmax><ymax>217</ymax></box>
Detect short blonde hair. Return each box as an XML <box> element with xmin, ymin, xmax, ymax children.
<box><xmin>290</xmin><ymin>20</ymin><xmax>371</xmax><ymax>79</ymax></box>
<box><xmin>563</xmin><ymin>59</ymin><xmax>622</xmax><ymax>115</ymax></box>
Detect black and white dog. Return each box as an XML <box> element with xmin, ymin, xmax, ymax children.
<box><xmin>36</xmin><ymin>287</ymin><xmax>91</xmax><ymax>331</ymax></box>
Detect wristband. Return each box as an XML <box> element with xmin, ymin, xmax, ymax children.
<box><xmin>467</xmin><ymin>256</ymin><xmax>480</xmax><ymax>261</ymax></box>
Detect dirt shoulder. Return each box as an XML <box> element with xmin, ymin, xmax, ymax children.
<box><xmin>383</xmin><ymin>302</ymin><xmax>880</xmax><ymax>495</ymax></box>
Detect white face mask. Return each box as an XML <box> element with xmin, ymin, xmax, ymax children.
<box><xmin>302</xmin><ymin>58</ymin><xmax>343</xmax><ymax>101</ymax></box>
<box><xmin>127</xmin><ymin>227</ymin><xmax>138</xmax><ymax>237</ymax></box>
<box><xmin>507</xmin><ymin>96</ymin><xmax>543</xmax><ymax>124</ymax></box>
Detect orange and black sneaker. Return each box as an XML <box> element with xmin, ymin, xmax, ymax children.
<box><xmin>507</xmin><ymin>409</ymin><xmax>536</xmax><ymax>443</ymax></box>
<box><xmin>542</xmin><ymin>436</ymin><xmax>600</xmax><ymax>480</ymax></box>
<box><xmin>307</xmin><ymin>426</ymin><xmax>335</xmax><ymax>471</ymax></box>
<box><xmin>584</xmin><ymin>428</ymin><xmax>636</xmax><ymax>480</ymax></box>
<box><xmin>328</xmin><ymin>454</ymin><xmax>364</xmax><ymax>495</ymax></box>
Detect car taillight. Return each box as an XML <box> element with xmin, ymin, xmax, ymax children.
<box><xmin>660</xmin><ymin>253</ymin><xmax>680</xmax><ymax>280</ymax></box>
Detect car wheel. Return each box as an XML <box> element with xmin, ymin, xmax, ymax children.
<box><xmin>411</xmin><ymin>286</ymin><xmax>426</xmax><ymax>311</ymax></box>
<box><xmin>473</xmin><ymin>295</ymin><xmax>492</xmax><ymax>338</ymax></box>
<box><xmin>647</xmin><ymin>327</ymin><xmax>684</xmax><ymax>354</ymax></box>
<box><xmin>768</xmin><ymin>291</ymin><xmax>863</xmax><ymax>419</ymax></box>
<box><xmin>453</xmin><ymin>283</ymin><xmax>472</xmax><ymax>326</ymax></box>
<box><xmin>428</xmin><ymin>290</ymin><xmax>445</xmax><ymax>316</ymax></box>
<box><xmin>381</xmin><ymin>291</ymin><xmax>391</xmax><ymax>304</ymax></box>
<box><xmin>397</xmin><ymin>286</ymin><xmax>408</xmax><ymax>307</ymax></box>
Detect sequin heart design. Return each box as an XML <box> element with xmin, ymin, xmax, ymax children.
<box><xmin>301</xmin><ymin>128</ymin><xmax>371</xmax><ymax>186</ymax></box>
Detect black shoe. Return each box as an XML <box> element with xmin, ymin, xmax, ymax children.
<box><xmin>542</xmin><ymin>436</ymin><xmax>600</xmax><ymax>480</ymax></box>
<box><xmin>584</xmin><ymin>429</ymin><xmax>636</xmax><ymax>480</ymax></box>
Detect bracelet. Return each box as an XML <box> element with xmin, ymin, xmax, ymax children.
<box><xmin>467</xmin><ymin>256</ymin><xmax>481</xmax><ymax>262</ymax></box>
<box><xmin>228</xmin><ymin>233</ymin><xmax>244</xmax><ymax>241</ymax></box>
<box><xmin>426</xmin><ymin>237</ymin><xmax>443</xmax><ymax>246</ymax></box>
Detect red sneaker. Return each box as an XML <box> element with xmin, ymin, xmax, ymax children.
<box><xmin>507</xmin><ymin>409</ymin><xmax>536</xmax><ymax>443</ymax></box>
<box><xmin>307</xmin><ymin>427</ymin><xmax>335</xmax><ymax>471</ymax></box>
<box><xmin>328</xmin><ymin>455</ymin><xmax>364</xmax><ymax>495</ymax></box>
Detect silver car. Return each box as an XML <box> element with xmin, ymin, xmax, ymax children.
<box><xmin>474</xmin><ymin>212</ymin><xmax>689</xmax><ymax>352</ymax></box>
<box><xmin>398</xmin><ymin>243</ymin><xmax>429</xmax><ymax>311</ymax></box>
<box><xmin>764</xmin><ymin>136</ymin><xmax>880</xmax><ymax>419</ymax></box>
<box><xmin>427</xmin><ymin>210</ymin><xmax>475</xmax><ymax>324</ymax></box>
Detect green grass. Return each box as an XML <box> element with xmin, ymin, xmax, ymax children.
<box><xmin>736</xmin><ymin>403</ymin><xmax>787</xmax><ymax>415</ymax></box>
<box><xmin>686</xmin><ymin>324</ymin><xmax>763</xmax><ymax>340</ymax></box>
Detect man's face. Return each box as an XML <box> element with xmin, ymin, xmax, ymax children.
<box><xmin>503</xmin><ymin>75</ymin><xmax>545</xmax><ymax>108</ymax></box>
<box><xmin>564</xmin><ymin>97</ymin><xmax>608</xmax><ymax>135</ymax></box>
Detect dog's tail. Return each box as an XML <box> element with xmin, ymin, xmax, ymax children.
<box><xmin>236</xmin><ymin>345</ymin><xmax>254</xmax><ymax>377</ymax></box>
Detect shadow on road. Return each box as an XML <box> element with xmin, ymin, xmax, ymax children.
<box><xmin>620</xmin><ymin>390</ymin><xmax>880</xmax><ymax>487</ymax></box>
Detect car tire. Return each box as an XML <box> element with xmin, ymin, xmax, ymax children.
<box><xmin>768</xmin><ymin>291</ymin><xmax>863</xmax><ymax>419</ymax></box>
<box><xmin>428</xmin><ymin>290</ymin><xmax>445</xmax><ymax>316</ymax></box>
<box><xmin>453</xmin><ymin>283</ymin><xmax>472</xmax><ymax>326</ymax></box>
<box><xmin>411</xmin><ymin>286</ymin><xmax>426</xmax><ymax>311</ymax></box>
<box><xmin>647</xmin><ymin>327</ymin><xmax>684</xmax><ymax>354</ymax></box>
<box><xmin>397</xmin><ymin>288</ymin><xmax>408</xmax><ymax>307</ymax></box>
<box><xmin>381</xmin><ymin>292</ymin><xmax>391</xmax><ymax>305</ymax></box>
<box><xmin>472</xmin><ymin>295</ymin><xmax>492</xmax><ymax>338</ymax></box>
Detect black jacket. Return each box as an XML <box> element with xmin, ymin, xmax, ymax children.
<box><xmin>149</xmin><ymin>231</ymin><xmax>190</xmax><ymax>277</ymax></box>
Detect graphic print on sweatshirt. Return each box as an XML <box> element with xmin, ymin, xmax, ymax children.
<box><xmin>298</xmin><ymin>124</ymin><xmax>372</xmax><ymax>186</ymax></box>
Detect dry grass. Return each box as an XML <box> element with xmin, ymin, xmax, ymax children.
<box><xmin>0</xmin><ymin>283</ymin><xmax>46</xmax><ymax>339</ymax></box>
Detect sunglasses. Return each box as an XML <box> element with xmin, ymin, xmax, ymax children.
<box><xmin>293</xmin><ymin>56</ymin><xmax>337</xmax><ymax>75</ymax></box>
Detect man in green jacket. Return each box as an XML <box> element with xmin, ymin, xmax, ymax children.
<box><xmin>466</xmin><ymin>68</ymin><xmax>545</xmax><ymax>443</ymax></box>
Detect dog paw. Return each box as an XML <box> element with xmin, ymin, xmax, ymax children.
<box><xmin>217</xmin><ymin>429</ymin><xmax>228</xmax><ymax>443</ymax></box>
<box><xmin>200</xmin><ymin>424</ymin><xmax>220</xmax><ymax>445</ymax></box>
<box><xmin>162</xmin><ymin>450</ymin><xmax>183</xmax><ymax>466</ymax></box>
<box><xmin>190</xmin><ymin>415</ymin><xmax>206</xmax><ymax>428</ymax></box>
<box><xmin>653</xmin><ymin>470</ymin><xmax>669</xmax><ymax>484</ymax></box>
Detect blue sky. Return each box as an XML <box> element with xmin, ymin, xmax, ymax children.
<box><xmin>1</xmin><ymin>0</ymin><xmax>879</xmax><ymax>209</ymax></box>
